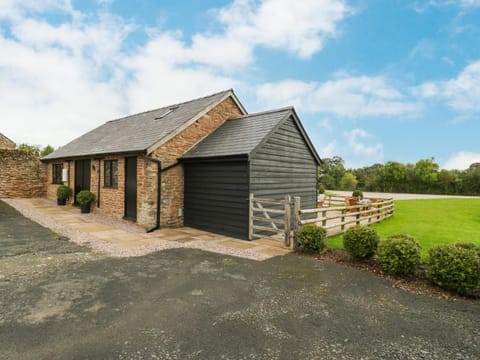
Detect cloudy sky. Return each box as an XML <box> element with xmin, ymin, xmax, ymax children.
<box><xmin>1</xmin><ymin>0</ymin><xmax>479</xmax><ymax>169</ymax></box>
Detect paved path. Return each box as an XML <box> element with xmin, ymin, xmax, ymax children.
<box><xmin>329</xmin><ymin>190</ymin><xmax>480</xmax><ymax>200</ymax></box>
<box><xmin>3</xmin><ymin>198</ymin><xmax>290</xmax><ymax>261</ymax></box>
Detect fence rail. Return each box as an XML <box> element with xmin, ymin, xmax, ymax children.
<box><xmin>248</xmin><ymin>193</ymin><xmax>395</xmax><ymax>248</ymax></box>
<box><xmin>299</xmin><ymin>198</ymin><xmax>394</xmax><ymax>235</ymax></box>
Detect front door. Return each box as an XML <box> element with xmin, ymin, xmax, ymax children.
<box><xmin>74</xmin><ymin>159</ymin><xmax>91</xmax><ymax>204</ymax></box>
<box><xmin>124</xmin><ymin>157</ymin><xmax>137</xmax><ymax>221</ymax></box>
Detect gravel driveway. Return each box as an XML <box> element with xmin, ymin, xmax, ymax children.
<box><xmin>1</xmin><ymin>201</ymin><xmax>479</xmax><ymax>359</ymax></box>
<box><xmin>329</xmin><ymin>190</ymin><xmax>480</xmax><ymax>200</ymax></box>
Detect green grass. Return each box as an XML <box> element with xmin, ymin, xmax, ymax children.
<box><xmin>326</xmin><ymin>198</ymin><xmax>480</xmax><ymax>260</ymax></box>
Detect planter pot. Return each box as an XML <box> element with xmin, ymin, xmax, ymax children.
<box><xmin>57</xmin><ymin>198</ymin><xmax>67</xmax><ymax>206</ymax></box>
<box><xmin>80</xmin><ymin>203</ymin><xmax>91</xmax><ymax>214</ymax></box>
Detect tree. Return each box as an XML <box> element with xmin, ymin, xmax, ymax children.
<box><xmin>318</xmin><ymin>156</ymin><xmax>346</xmax><ymax>189</ymax></box>
<box><xmin>382</xmin><ymin>161</ymin><xmax>407</xmax><ymax>192</ymax></box>
<box><xmin>17</xmin><ymin>143</ymin><xmax>41</xmax><ymax>153</ymax></box>
<box><xmin>41</xmin><ymin>145</ymin><xmax>54</xmax><ymax>157</ymax></box>
<box><xmin>340</xmin><ymin>172</ymin><xmax>358</xmax><ymax>190</ymax></box>
<box><xmin>438</xmin><ymin>169</ymin><xmax>455</xmax><ymax>194</ymax></box>
<box><xmin>463</xmin><ymin>166</ymin><xmax>480</xmax><ymax>195</ymax></box>
<box><xmin>413</xmin><ymin>158</ymin><xmax>439</xmax><ymax>193</ymax></box>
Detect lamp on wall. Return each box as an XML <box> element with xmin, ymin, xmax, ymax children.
<box><xmin>92</xmin><ymin>164</ymin><xmax>96</xmax><ymax>171</ymax></box>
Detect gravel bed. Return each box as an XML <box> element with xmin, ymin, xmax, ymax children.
<box><xmin>2</xmin><ymin>199</ymin><xmax>273</xmax><ymax>261</ymax></box>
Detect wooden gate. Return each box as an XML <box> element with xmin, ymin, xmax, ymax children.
<box><xmin>248</xmin><ymin>193</ymin><xmax>292</xmax><ymax>246</ymax></box>
<box><xmin>249</xmin><ymin>193</ymin><xmax>395</xmax><ymax>249</ymax></box>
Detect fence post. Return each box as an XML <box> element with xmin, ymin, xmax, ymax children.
<box><xmin>248</xmin><ymin>193</ymin><xmax>254</xmax><ymax>240</ymax></box>
<box><xmin>356</xmin><ymin>208</ymin><xmax>360</xmax><ymax>225</ymax></box>
<box><xmin>322</xmin><ymin>210</ymin><xmax>327</xmax><ymax>228</ymax></box>
<box><xmin>284</xmin><ymin>194</ymin><xmax>291</xmax><ymax>247</ymax></box>
<box><xmin>341</xmin><ymin>209</ymin><xmax>346</xmax><ymax>231</ymax></box>
<box><xmin>377</xmin><ymin>202</ymin><xmax>382</xmax><ymax>220</ymax></box>
<box><xmin>292</xmin><ymin>196</ymin><xmax>301</xmax><ymax>250</ymax></box>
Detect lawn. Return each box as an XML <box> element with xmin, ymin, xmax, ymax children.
<box><xmin>326</xmin><ymin>198</ymin><xmax>480</xmax><ymax>260</ymax></box>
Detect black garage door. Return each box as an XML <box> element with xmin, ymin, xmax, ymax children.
<box><xmin>184</xmin><ymin>160</ymin><xmax>249</xmax><ymax>239</ymax></box>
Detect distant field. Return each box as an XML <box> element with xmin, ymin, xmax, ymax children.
<box><xmin>326</xmin><ymin>198</ymin><xmax>480</xmax><ymax>260</ymax></box>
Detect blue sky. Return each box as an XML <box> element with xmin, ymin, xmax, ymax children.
<box><xmin>1</xmin><ymin>0</ymin><xmax>479</xmax><ymax>169</ymax></box>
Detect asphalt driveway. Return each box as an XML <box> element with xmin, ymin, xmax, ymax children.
<box><xmin>0</xmin><ymin>200</ymin><xmax>479</xmax><ymax>359</ymax></box>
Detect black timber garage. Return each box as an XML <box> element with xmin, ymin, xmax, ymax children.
<box><xmin>181</xmin><ymin>107</ymin><xmax>321</xmax><ymax>239</ymax></box>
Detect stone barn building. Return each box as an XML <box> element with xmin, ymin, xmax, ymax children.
<box><xmin>42</xmin><ymin>89</ymin><xmax>320</xmax><ymax>238</ymax></box>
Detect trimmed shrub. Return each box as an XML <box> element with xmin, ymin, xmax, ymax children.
<box><xmin>56</xmin><ymin>185</ymin><xmax>71</xmax><ymax>200</ymax></box>
<box><xmin>297</xmin><ymin>224</ymin><xmax>326</xmax><ymax>253</ymax></box>
<box><xmin>377</xmin><ymin>235</ymin><xmax>421</xmax><ymax>276</ymax></box>
<box><xmin>428</xmin><ymin>244</ymin><xmax>480</xmax><ymax>295</ymax></box>
<box><xmin>76</xmin><ymin>190</ymin><xmax>95</xmax><ymax>205</ymax></box>
<box><xmin>352</xmin><ymin>190</ymin><xmax>363</xmax><ymax>199</ymax></box>
<box><xmin>343</xmin><ymin>226</ymin><xmax>379</xmax><ymax>260</ymax></box>
<box><xmin>317</xmin><ymin>183</ymin><xmax>326</xmax><ymax>194</ymax></box>
<box><xmin>455</xmin><ymin>242</ymin><xmax>480</xmax><ymax>258</ymax></box>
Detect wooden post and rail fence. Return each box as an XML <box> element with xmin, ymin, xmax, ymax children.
<box><xmin>249</xmin><ymin>193</ymin><xmax>395</xmax><ymax>249</ymax></box>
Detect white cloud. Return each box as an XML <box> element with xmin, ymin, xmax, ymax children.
<box><xmin>320</xmin><ymin>118</ymin><xmax>333</xmax><ymax>130</ymax></box>
<box><xmin>409</xmin><ymin>40</ymin><xmax>435</xmax><ymax>59</ymax></box>
<box><xmin>321</xmin><ymin>140</ymin><xmax>337</xmax><ymax>157</ymax></box>
<box><xmin>415</xmin><ymin>60</ymin><xmax>480</xmax><ymax>111</ymax></box>
<box><xmin>413</xmin><ymin>0</ymin><xmax>480</xmax><ymax>11</ymax></box>
<box><xmin>125</xmin><ymin>33</ymin><xmax>239</xmax><ymax>112</ymax></box>
<box><xmin>443</xmin><ymin>61</ymin><xmax>480</xmax><ymax>111</ymax></box>
<box><xmin>0</xmin><ymin>0</ymin><xmax>353</xmax><ymax>146</ymax></box>
<box><xmin>0</xmin><ymin>0</ymin><xmax>77</xmax><ymax>20</ymax></box>
<box><xmin>344</xmin><ymin>128</ymin><xmax>383</xmax><ymax>158</ymax></box>
<box><xmin>214</xmin><ymin>0</ymin><xmax>351</xmax><ymax>59</ymax></box>
<box><xmin>458</xmin><ymin>0</ymin><xmax>480</xmax><ymax>7</ymax></box>
<box><xmin>411</xmin><ymin>82</ymin><xmax>439</xmax><ymax>98</ymax></box>
<box><xmin>257</xmin><ymin>75</ymin><xmax>422</xmax><ymax>117</ymax></box>
<box><xmin>443</xmin><ymin>151</ymin><xmax>480</xmax><ymax>170</ymax></box>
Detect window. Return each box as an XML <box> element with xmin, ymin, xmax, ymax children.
<box><xmin>52</xmin><ymin>163</ymin><xmax>63</xmax><ymax>184</ymax></box>
<box><xmin>104</xmin><ymin>160</ymin><xmax>118</xmax><ymax>188</ymax></box>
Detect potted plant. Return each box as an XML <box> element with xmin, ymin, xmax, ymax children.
<box><xmin>56</xmin><ymin>185</ymin><xmax>71</xmax><ymax>206</ymax></box>
<box><xmin>76</xmin><ymin>190</ymin><xmax>95</xmax><ymax>214</ymax></box>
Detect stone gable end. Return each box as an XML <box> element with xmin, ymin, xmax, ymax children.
<box><xmin>0</xmin><ymin>133</ymin><xmax>15</xmax><ymax>150</ymax></box>
<box><xmin>149</xmin><ymin>96</ymin><xmax>244</xmax><ymax>228</ymax></box>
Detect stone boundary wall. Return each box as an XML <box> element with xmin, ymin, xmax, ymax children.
<box><xmin>0</xmin><ymin>149</ymin><xmax>47</xmax><ymax>198</ymax></box>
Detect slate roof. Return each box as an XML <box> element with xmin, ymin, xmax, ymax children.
<box><xmin>43</xmin><ymin>89</ymin><xmax>241</xmax><ymax>160</ymax></box>
<box><xmin>181</xmin><ymin>107</ymin><xmax>320</xmax><ymax>164</ymax></box>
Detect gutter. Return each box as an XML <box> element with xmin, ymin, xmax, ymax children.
<box><xmin>143</xmin><ymin>156</ymin><xmax>161</xmax><ymax>233</ymax></box>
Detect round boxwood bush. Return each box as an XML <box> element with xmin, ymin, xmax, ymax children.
<box><xmin>352</xmin><ymin>190</ymin><xmax>363</xmax><ymax>199</ymax></box>
<box><xmin>76</xmin><ymin>190</ymin><xmax>95</xmax><ymax>205</ymax></box>
<box><xmin>297</xmin><ymin>224</ymin><xmax>326</xmax><ymax>253</ymax></box>
<box><xmin>343</xmin><ymin>226</ymin><xmax>379</xmax><ymax>260</ymax></box>
<box><xmin>455</xmin><ymin>242</ymin><xmax>480</xmax><ymax>258</ymax></box>
<box><xmin>427</xmin><ymin>244</ymin><xmax>480</xmax><ymax>295</ymax></box>
<box><xmin>56</xmin><ymin>185</ymin><xmax>71</xmax><ymax>200</ymax></box>
<box><xmin>377</xmin><ymin>234</ymin><xmax>421</xmax><ymax>276</ymax></box>
<box><xmin>317</xmin><ymin>183</ymin><xmax>326</xmax><ymax>194</ymax></box>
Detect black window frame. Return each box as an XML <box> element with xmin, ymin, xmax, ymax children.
<box><xmin>52</xmin><ymin>163</ymin><xmax>63</xmax><ymax>184</ymax></box>
<box><xmin>104</xmin><ymin>160</ymin><xmax>118</xmax><ymax>189</ymax></box>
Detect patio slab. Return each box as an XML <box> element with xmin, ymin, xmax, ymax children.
<box><xmin>3</xmin><ymin>198</ymin><xmax>292</xmax><ymax>261</ymax></box>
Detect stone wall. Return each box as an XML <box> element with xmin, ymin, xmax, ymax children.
<box><xmin>0</xmin><ymin>133</ymin><xmax>15</xmax><ymax>150</ymax></box>
<box><xmin>151</xmin><ymin>96</ymin><xmax>244</xmax><ymax>227</ymax></box>
<box><xmin>0</xmin><ymin>149</ymin><xmax>46</xmax><ymax>198</ymax></box>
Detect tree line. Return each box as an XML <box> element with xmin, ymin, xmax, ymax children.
<box><xmin>318</xmin><ymin>156</ymin><xmax>480</xmax><ymax>196</ymax></box>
